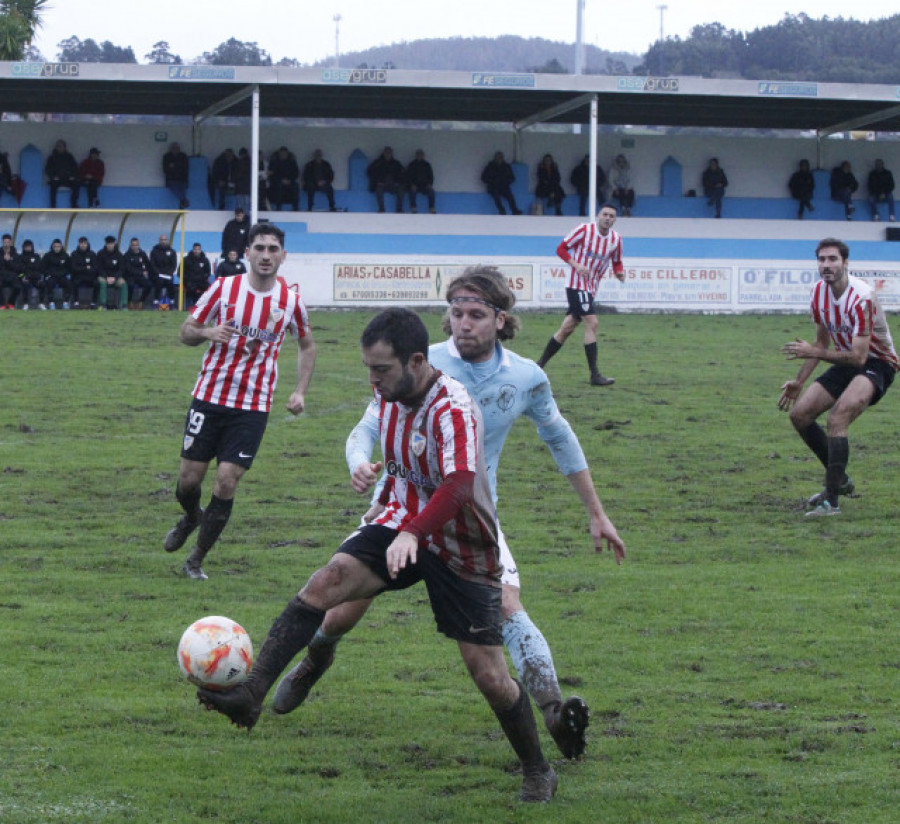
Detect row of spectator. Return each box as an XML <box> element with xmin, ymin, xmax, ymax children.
<box><xmin>7</xmin><ymin>140</ymin><xmax>897</xmax><ymax>221</ymax></box>
<box><xmin>790</xmin><ymin>159</ymin><xmax>896</xmax><ymax>221</ymax></box>
<box><xmin>0</xmin><ymin>232</ymin><xmax>240</xmax><ymax>311</ymax></box>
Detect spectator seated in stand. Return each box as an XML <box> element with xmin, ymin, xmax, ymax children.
<box><xmin>40</xmin><ymin>238</ymin><xmax>71</xmax><ymax>309</ymax></box>
<box><xmin>405</xmin><ymin>149</ymin><xmax>436</xmax><ymax>214</ymax></box>
<box><xmin>830</xmin><ymin>160</ymin><xmax>858</xmax><ymax>220</ymax></box>
<box><xmin>302</xmin><ymin>149</ymin><xmax>336</xmax><ymax>212</ymax></box>
<box><xmin>45</xmin><ymin>139</ymin><xmax>79</xmax><ymax>209</ymax></box>
<box><xmin>867</xmin><ymin>158</ymin><xmax>895</xmax><ymax>222</ymax></box>
<box><xmin>210</xmin><ymin>148</ymin><xmax>237</xmax><ymax>210</ymax></box>
<box><xmin>122</xmin><ymin>237</ymin><xmax>154</xmax><ymax>310</ymax></box>
<box><xmin>268</xmin><ymin>146</ymin><xmax>300</xmax><ymax>211</ymax></box>
<box><xmin>535</xmin><ymin>153</ymin><xmax>565</xmax><ymax>215</ymax></box>
<box><xmin>367</xmin><ymin>146</ymin><xmax>405</xmax><ymax>213</ymax></box>
<box><xmin>234</xmin><ymin>147</ymin><xmax>252</xmax><ymax>214</ymax></box>
<box><xmin>570</xmin><ymin>154</ymin><xmax>608</xmax><ymax>217</ymax></box>
<box><xmin>608</xmin><ymin>154</ymin><xmax>635</xmax><ymax>216</ymax></box>
<box><xmin>181</xmin><ymin>242</ymin><xmax>211</xmax><ymax>308</ymax></box>
<box><xmin>788</xmin><ymin>159</ymin><xmax>815</xmax><ymax>220</ymax></box>
<box><xmin>77</xmin><ymin>147</ymin><xmax>104</xmax><ymax>208</ymax></box>
<box><xmin>481</xmin><ymin>150</ymin><xmax>521</xmax><ymax>215</ymax></box>
<box><xmin>162</xmin><ymin>141</ymin><xmax>190</xmax><ymax>209</ymax></box>
<box><xmin>18</xmin><ymin>240</ymin><xmax>42</xmax><ymax>309</ymax></box>
<box><xmin>97</xmin><ymin>235</ymin><xmax>126</xmax><ymax>310</ymax></box>
<box><xmin>0</xmin><ymin>233</ymin><xmax>22</xmax><ymax>309</ymax></box>
<box><xmin>215</xmin><ymin>249</ymin><xmax>247</xmax><ymax>278</ymax></box>
<box><xmin>150</xmin><ymin>233</ymin><xmax>178</xmax><ymax>309</ymax></box>
<box><xmin>69</xmin><ymin>236</ymin><xmax>99</xmax><ymax>308</ymax></box>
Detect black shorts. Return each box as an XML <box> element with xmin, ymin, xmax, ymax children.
<box><xmin>816</xmin><ymin>357</ymin><xmax>896</xmax><ymax>407</ymax></box>
<box><xmin>337</xmin><ymin>524</ymin><xmax>502</xmax><ymax>646</ymax></box>
<box><xmin>565</xmin><ymin>287</ymin><xmax>596</xmax><ymax>319</ymax></box>
<box><xmin>180</xmin><ymin>398</ymin><xmax>269</xmax><ymax>469</ymax></box>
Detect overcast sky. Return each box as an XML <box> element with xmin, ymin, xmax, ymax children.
<box><xmin>30</xmin><ymin>1</ymin><xmax>900</xmax><ymax>65</ymax></box>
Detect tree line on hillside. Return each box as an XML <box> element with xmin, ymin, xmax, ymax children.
<box><xmin>639</xmin><ymin>14</ymin><xmax>900</xmax><ymax>83</ymax></box>
<box><xmin>2</xmin><ymin>6</ymin><xmax>900</xmax><ymax>84</ymax></box>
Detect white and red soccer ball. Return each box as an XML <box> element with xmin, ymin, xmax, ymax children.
<box><xmin>177</xmin><ymin>615</ymin><xmax>253</xmax><ymax>691</ymax></box>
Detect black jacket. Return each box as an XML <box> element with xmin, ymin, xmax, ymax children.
<box><xmin>150</xmin><ymin>244</ymin><xmax>178</xmax><ymax>277</ymax></box>
<box><xmin>182</xmin><ymin>252</ymin><xmax>212</xmax><ymax>292</ymax></box>
<box><xmin>97</xmin><ymin>246</ymin><xmax>123</xmax><ymax>279</ymax></box>
<box><xmin>70</xmin><ymin>247</ymin><xmax>99</xmax><ymax>284</ymax></box>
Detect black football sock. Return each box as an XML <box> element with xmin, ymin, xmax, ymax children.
<box><xmin>537</xmin><ymin>337</ymin><xmax>562</xmax><ymax>368</ymax></box>
<box><xmin>825</xmin><ymin>437</ymin><xmax>849</xmax><ymax>506</ymax></box>
<box><xmin>493</xmin><ymin>679</ymin><xmax>548</xmax><ymax>770</ymax></box>
<box><xmin>192</xmin><ymin>495</ymin><xmax>234</xmax><ymax>564</ymax></box>
<box><xmin>584</xmin><ymin>341</ymin><xmax>600</xmax><ymax>377</ymax></box>
<box><xmin>798</xmin><ymin>422</ymin><xmax>829</xmax><ymax>469</ymax></box>
<box><xmin>246</xmin><ymin>596</ymin><xmax>326</xmax><ymax>702</ymax></box>
<box><xmin>175</xmin><ymin>482</ymin><xmax>202</xmax><ymax>520</ymax></box>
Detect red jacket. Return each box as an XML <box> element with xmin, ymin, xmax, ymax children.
<box><xmin>79</xmin><ymin>157</ymin><xmax>105</xmax><ymax>184</ymax></box>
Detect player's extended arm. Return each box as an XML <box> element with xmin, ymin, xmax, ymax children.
<box><xmin>566</xmin><ymin>468</ymin><xmax>625</xmax><ymax>563</ymax></box>
<box><xmin>286</xmin><ymin>333</ymin><xmax>316</xmax><ymax>415</ymax></box>
<box><xmin>532</xmin><ymin>386</ymin><xmax>625</xmax><ymax>562</ymax></box>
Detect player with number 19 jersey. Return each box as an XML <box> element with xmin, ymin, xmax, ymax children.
<box><xmin>190</xmin><ymin>274</ymin><xmax>311</xmax><ymax>412</ymax></box>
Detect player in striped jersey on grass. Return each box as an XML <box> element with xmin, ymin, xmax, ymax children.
<box><xmin>536</xmin><ymin>203</ymin><xmax>625</xmax><ymax>386</ymax></box>
<box><xmin>197</xmin><ymin>308</ymin><xmax>558</xmax><ymax>802</ymax></box>
<box><xmin>272</xmin><ymin>267</ymin><xmax>625</xmax><ymax>762</ymax></box>
<box><xmin>163</xmin><ymin>223</ymin><xmax>316</xmax><ymax>579</ymax></box>
<box><xmin>779</xmin><ymin>237</ymin><xmax>898</xmax><ymax>515</ymax></box>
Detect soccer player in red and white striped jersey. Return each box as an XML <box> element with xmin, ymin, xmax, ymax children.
<box><xmin>164</xmin><ymin>223</ymin><xmax>316</xmax><ymax>579</ymax></box>
<box><xmin>779</xmin><ymin>237</ymin><xmax>898</xmax><ymax>515</ymax></box>
<box><xmin>536</xmin><ymin>203</ymin><xmax>625</xmax><ymax>386</ymax></box>
<box><xmin>197</xmin><ymin>308</ymin><xmax>558</xmax><ymax>803</ymax></box>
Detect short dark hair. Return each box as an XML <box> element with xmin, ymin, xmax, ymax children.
<box><xmin>599</xmin><ymin>202</ymin><xmax>618</xmax><ymax>213</ymax></box>
<box><xmin>816</xmin><ymin>237</ymin><xmax>849</xmax><ymax>261</ymax></box>
<box><xmin>361</xmin><ymin>308</ymin><xmax>428</xmax><ymax>366</ymax></box>
<box><xmin>442</xmin><ymin>265</ymin><xmax>521</xmax><ymax>341</ymax></box>
<box><xmin>248</xmin><ymin>222</ymin><xmax>285</xmax><ymax>247</ymax></box>
<box><xmin>1</xmin><ymin>233</ymin><xmax>11</xmax><ymax>241</ymax></box>
<box><xmin>105</xmin><ymin>235</ymin><xmax>116</xmax><ymax>244</ymax></box>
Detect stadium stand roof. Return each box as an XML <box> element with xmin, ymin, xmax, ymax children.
<box><xmin>4</xmin><ymin>62</ymin><xmax>900</xmax><ymax>135</ymax></box>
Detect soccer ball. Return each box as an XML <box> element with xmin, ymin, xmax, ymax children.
<box><xmin>177</xmin><ymin>615</ymin><xmax>253</xmax><ymax>691</ymax></box>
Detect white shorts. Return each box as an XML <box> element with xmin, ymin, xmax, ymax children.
<box><xmin>498</xmin><ymin>524</ymin><xmax>520</xmax><ymax>589</ymax></box>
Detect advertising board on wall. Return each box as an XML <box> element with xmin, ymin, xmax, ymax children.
<box><xmin>333</xmin><ymin>264</ymin><xmax>533</xmax><ymax>303</ymax></box>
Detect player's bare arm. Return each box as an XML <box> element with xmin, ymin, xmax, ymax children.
<box><xmin>567</xmin><ymin>468</ymin><xmax>626</xmax><ymax>563</ymax></box>
<box><xmin>179</xmin><ymin>315</ymin><xmax>235</xmax><ymax>346</ymax></box>
<box><xmin>778</xmin><ymin>323</ymin><xmax>830</xmax><ymax>410</ymax></box>
<box><xmin>286</xmin><ymin>334</ymin><xmax>317</xmax><ymax>415</ymax></box>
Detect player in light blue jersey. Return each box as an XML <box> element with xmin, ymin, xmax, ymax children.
<box><xmin>273</xmin><ymin>266</ymin><xmax>626</xmax><ymax>758</ymax></box>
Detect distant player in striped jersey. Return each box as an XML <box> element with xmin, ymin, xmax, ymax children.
<box><xmin>536</xmin><ymin>203</ymin><xmax>625</xmax><ymax>386</ymax></box>
<box><xmin>779</xmin><ymin>237</ymin><xmax>898</xmax><ymax>516</ymax></box>
<box><xmin>197</xmin><ymin>308</ymin><xmax>558</xmax><ymax>803</ymax></box>
<box><xmin>272</xmin><ymin>267</ymin><xmax>626</xmax><ymax>761</ymax></box>
<box><xmin>164</xmin><ymin>223</ymin><xmax>316</xmax><ymax>579</ymax></box>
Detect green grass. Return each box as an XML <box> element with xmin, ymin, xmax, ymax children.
<box><xmin>2</xmin><ymin>309</ymin><xmax>899</xmax><ymax>823</ymax></box>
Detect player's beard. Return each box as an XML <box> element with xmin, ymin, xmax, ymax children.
<box><xmin>381</xmin><ymin>366</ymin><xmax>417</xmax><ymax>403</ymax></box>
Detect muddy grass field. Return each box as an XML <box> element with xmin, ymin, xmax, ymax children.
<box><xmin>2</xmin><ymin>309</ymin><xmax>899</xmax><ymax>823</ymax></box>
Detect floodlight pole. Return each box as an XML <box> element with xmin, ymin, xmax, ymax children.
<box><xmin>251</xmin><ymin>85</ymin><xmax>260</xmax><ymax>224</ymax></box>
<box><xmin>334</xmin><ymin>14</ymin><xmax>342</xmax><ymax>68</ymax></box>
